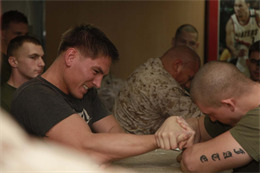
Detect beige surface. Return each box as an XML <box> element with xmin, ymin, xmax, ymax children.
<box><xmin>112</xmin><ymin>149</ymin><xmax>232</xmax><ymax>173</ymax></box>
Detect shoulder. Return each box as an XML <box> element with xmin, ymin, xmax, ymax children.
<box><xmin>1</xmin><ymin>83</ymin><xmax>16</xmax><ymax>101</ymax></box>
<box><xmin>0</xmin><ymin>83</ymin><xmax>8</xmax><ymax>90</ymax></box>
<box><xmin>1</xmin><ymin>83</ymin><xmax>16</xmax><ymax>104</ymax></box>
<box><xmin>229</xmin><ymin>106</ymin><xmax>260</xmax><ymax>161</ymax></box>
<box><xmin>230</xmin><ymin>13</ymin><xmax>236</xmax><ymax>21</ymax></box>
<box><xmin>247</xmin><ymin>106</ymin><xmax>260</xmax><ymax>114</ymax></box>
<box><xmin>12</xmin><ymin>77</ymin><xmax>64</xmax><ymax>108</ymax></box>
<box><xmin>226</xmin><ymin>18</ymin><xmax>233</xmax><ymax>28</ymax></box>
<box><xmin>237</xmin><ymin>106</ymin><xmax>260</xmax><ymax>127</ymax></box>
<box><xmin>14</xmin><ymin>78</ymin><xmax>53</xmax><ymax>98</ymax></box>
<box><xmin>225</xmin><ymin>18</ymin><xmax>235</xmax><ymax>33</ymax></box>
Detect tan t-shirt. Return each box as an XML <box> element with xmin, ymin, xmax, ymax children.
<box><xmin>113</xmin><ymin>57</ymin><xmax>203</xmax><ymax>134</ymax></box>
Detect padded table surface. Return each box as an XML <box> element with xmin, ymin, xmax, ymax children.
<box><xmin>112</xmin><ymin>149</ymin><xmax>232</xmax><ymax>173</ymax></box>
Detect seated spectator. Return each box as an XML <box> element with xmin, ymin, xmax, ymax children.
<box><xmin>1</xmin><ymin>35</ymin><xmax>45</xmax><ymax>112</ymax></box>
<box><xmin>1</xmin><ymin>10</ymin><xmax>29</xmax><ymax>85</ymax></box>
<box><xmin>10</xmin><ymin>23</ymin><xmax>193</xmax><ymax>165</ymax></box>
<box><xmin>98</xmin><ymin>24</ymin><xmax>199</xmax><ymax>113</ymax></box>
<box><xmin>246</xmin><ymin>40</ymin><xmax>260</xmax><ymax>83</ymax></box>
<box><xmin>171</xmin><ymin>24</ymin><xmax>199</xmax><ymax>51</ymax></box>
<box><xmin>113</xmin><ymin>46</ymin><xmax>203</xmax><ymax>134</ymax></box>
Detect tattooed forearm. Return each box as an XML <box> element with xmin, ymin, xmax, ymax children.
<box><xmin>199</xmin><ymin>148</ymin><xmax>245</xmax><ymax>163</ymax></box>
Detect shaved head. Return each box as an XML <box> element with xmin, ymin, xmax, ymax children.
<box><xmin>161</xmin><ymin>45</ymin><xmax>201</xmax><ymax>89</ymax></box>
<box><xmin>175</xmin><ymin>24</ymin><xmax>198</xmax><ymax>41</ymax></box>
<box><xmin>190</xmin><ymin>61</ymin><xmax>252</xmax><ymax>108</ymax></box>
<box><xmin>162</xmin><ymin>45</ymin><xmax>200</xmax><ymax>67</ymax></box>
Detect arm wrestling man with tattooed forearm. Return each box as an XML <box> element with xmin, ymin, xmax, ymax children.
<box><xmin>156</xmin><ymin>61</ymin><xmax>260</xmax><ymax>172</ymax></box>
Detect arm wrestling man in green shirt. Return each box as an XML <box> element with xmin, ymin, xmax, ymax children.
<box><xmin>155</xmin><ymin>60</ymin><xmax>260</xmax><ymax>172</ymax></box>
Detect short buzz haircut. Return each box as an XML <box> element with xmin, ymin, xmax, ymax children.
<box><xmin>190</xmin><ymin>61</ymin><xmax>251</xmax><ymax>108</ymax></box>
<box><xmin>7</xmin><ymin>35</ymin><xmax>42</xmax><ymax>57</ymax></box>
<box><xmin>58</xmin><ymin>23</ymin><xmax>119</xmax><ymax>63</ymax></box>
<box><xmin>1</xmin><ymin>10</ymin><xmax>28</xmax><ymax>30</ymax></box>
<box><xmin>249</xmin><ymin>41</ymin><xmax>260</xmax><ymax>58</ymax></box>
<box><xmin>175</xmin><ymin>24</ymin><xmax>198</xmax><ymax>41</ymax></box>
<box><xmin>243</xmin><ymin>0</ymin><xmax>250</xmax><ymax>4</ymax></box>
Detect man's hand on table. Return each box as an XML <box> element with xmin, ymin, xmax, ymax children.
<box><xmin>155</xmin><ymin>116</ymin><xmax>195</xmax><ymax>150</ymax></box>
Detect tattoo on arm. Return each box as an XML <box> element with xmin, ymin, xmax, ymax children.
<box><xmin>200</xmin><ymin>148</ymin><xmax>245</xmax><ymax>163</ymax></box>
<box><xmin>200</xmin><ymin>155</ymin><xmax>208</xmax><ymax>163</ymax></box>
<box><xmin>223</xmin><ymin>151</ymin><xmax>232</xmax><ymax>159</ymax></box>
<box><xmin>212</xmin><ymin>153</ymin><xmax>221</xmax><ymax>161</ymax></box>
<box><xmin>234</xmin><ymin>148</ymin><xmax>245</xmax><ymax>154</ymax></box>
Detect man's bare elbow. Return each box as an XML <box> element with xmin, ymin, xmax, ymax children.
<box><xmin>181</xmin><ymin>149</ymin><xmax>200</xmax><ymax>172</ymax></box>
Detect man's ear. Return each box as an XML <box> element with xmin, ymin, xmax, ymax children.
<box><xmin>172</xmin><ymin>59</ymin><xmax>183</xmax><ymax>73</ymax></box>
<box><xmin>8</xmin><ymin>56</ymin><xmax>18</xmax><ymax>68</ymax></box>
<box><xmin>171</xmin><ymin>37</ymin><xmax>176</xmax><ymax>47</ymax></box>
<box><xmin>64</xmin><ymin>48</ymin><xmax>77</xmax><ymax>67</ymax></box>
<box><xmin>221</xmin><ymin>99</ymin><xmax>235</xmax><ymax>112</ymax></box>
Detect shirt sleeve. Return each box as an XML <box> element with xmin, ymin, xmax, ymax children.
<box><xmin>230</xmin><ymin>107</ymin><xmax>260</xmax><ymax>162</ymax></box>
<box><xmin>11</xmin><ymin>84</ymin><xmax>76</xmax><ymax>137</ymax></box>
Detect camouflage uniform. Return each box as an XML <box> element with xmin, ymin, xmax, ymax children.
<box><xmin>113</xmin><ymin>57</ymin><xmax>203</xmax><ymax>134</ymax></box>
<box><xmin>98</xmin><ymin>74</ymin><xmax>126</xmax><ymax>113</ymax></box>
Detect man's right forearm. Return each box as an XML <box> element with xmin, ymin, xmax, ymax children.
<box><xmin>82</xmin><ymin>133</ymin><xmax>158</xmax><ymax>164</ymax></box>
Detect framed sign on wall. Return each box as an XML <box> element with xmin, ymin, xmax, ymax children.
<box><xmin>205</xmin><ymin>0</ymin><xmax>260</xmax><ymax>70</ymax></box>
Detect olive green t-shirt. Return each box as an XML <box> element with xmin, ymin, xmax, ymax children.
<box><xmin>204</xmin><ymin>106</ymin><xmax>260</xmax><ymax>172</ymax></box>
<box><xmin>0</xmin><ymin>53</ymin><xmax>11</xmax><ymax>86</ymax></box>
<box><xmin>0</xmin><ymin>83</ymin><xmax>17</xmax><ymax>113</ymax></box>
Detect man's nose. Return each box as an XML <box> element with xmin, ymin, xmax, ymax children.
<box><xmin>185</xmin><ymin>82</ymin><xmax>191</xmax><ymax>89</ymax></box>
<box><xmin>38</xmin><ymin>58</ymin><xmax>45</xmax><ymax>67</ymax></box>
<box><xmin>93</xmin><ymin>76</ymin><xmax>103</xmax><ymax>88</ymax></box>
<box><xmin>256</xmin><ymin>60</ymin><xmax>260</xmax><ymax>67</ymax></box>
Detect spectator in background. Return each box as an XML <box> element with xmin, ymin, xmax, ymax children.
<box><xmin>113</xmin><ymin>46</ymin><xmax>203</xmax><ymax>134</ymax></box>
<box><xmin>1</xmin><ymin>35</ymin><xmax>45</xmax><ymax>112</ymax></box>
<box><xmin>246</xmin><ymin>40</ymin><xmax>260</xmax><ymax>82</ymax></box>
<box><xmin>171</xmin><ymin>24</ymin><xmax>199</xmax><ymax>51</ymax></box>
<box><xmin>98</xmin><ymin>24</ymin><xmax>199</xmax><ymax>113</ymax></box>
<box><xmin>1</xmin><ymin>10</ymin><xmax>29</xmax><ymax>85</ymax></box>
